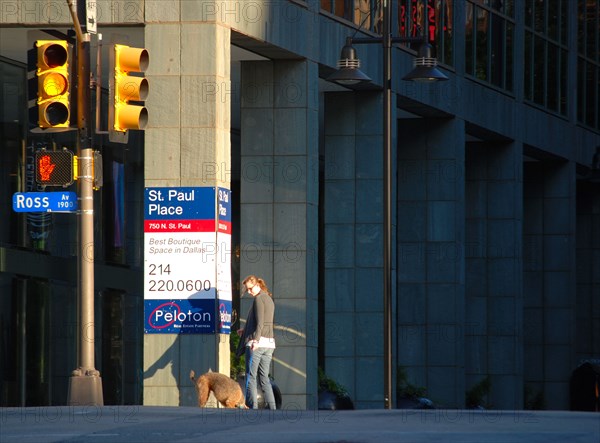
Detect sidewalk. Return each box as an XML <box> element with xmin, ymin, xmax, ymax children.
<box><xmin>1</xmin><ymin>406</ymin><xmax>599</xmax><ymax>443</ymax></box>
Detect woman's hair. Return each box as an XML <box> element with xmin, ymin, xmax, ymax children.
<box><xmin>242</xmin><ymin>275</ymin><xmax>272</xmax><ymax>297</ymax></box>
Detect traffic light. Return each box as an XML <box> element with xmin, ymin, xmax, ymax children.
<box><xmin>109</xmin><ymin>44</ymin><xmax>149</xmax><ymax>143</ymax></box>
<box><xmin>31</xmin><ymin>40</ymin><xmax>71</xmax><ymax>129</ymax></box>
<box><xmin>35</xmin><ymin>149</ymin><xmax>74</xmax><ymax>187</ymax></box>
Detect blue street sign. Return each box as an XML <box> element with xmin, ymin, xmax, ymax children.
<box><xmin>12</xmin><ymin>192</ymin><xmax>78</xmax><ymax>213</ymax></box>
<box><xmin>144</xmin><ymin>187</ymin><xmax>215</xmax><ymax>220</ymax></box>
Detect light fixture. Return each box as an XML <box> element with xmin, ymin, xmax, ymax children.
<box><xmin>328</xmin><ymin>36</ymin><xmax>448</xmax><ymax>86</ymax></box>
<box><xmin>327</xmin><ymin>37</ymin><xmax>372</xmax><ymax>85</ymax></box>
<box><xmin>402</xmin><ymin>42</ymin><xmax>449</xmax><ymax>82</ymax></box>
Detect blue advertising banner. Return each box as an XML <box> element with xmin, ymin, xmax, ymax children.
<box><xmin>145</xmin><ymin>298</ymin><xmax>216</xmax><ymax>334</ymax></box>
<box><xmin>217</xmin><ymin>300</ymin><xmax>232</xmax><ymax>334</ymax></box>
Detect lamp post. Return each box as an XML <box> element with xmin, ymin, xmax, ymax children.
<box><xmin>66</xmin><ymin>0</ymin><xmax>103</xmax><ymax>406</ymax></box>
<box><xmin>328</xmin><ymin>0</ymin><xmax>447</xmax><ymax>409</ymax></box>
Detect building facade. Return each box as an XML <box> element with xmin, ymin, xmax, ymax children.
<box><xmin>0</xmin><ymin>0</ymin><xmax>599</xmax><ymax>410</ymax></box>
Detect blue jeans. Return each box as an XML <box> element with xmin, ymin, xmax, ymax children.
<box><xmin>245</xmin><ymin>346</ymin><xmax>276</xmax><ymax>409</ymax></box>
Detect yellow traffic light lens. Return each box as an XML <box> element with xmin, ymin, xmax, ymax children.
<box><xmin>41</xmin><ymin>72</ymin><xmax>68</xmax><ymax>98</ymax></box>
<box><xmin>117</xmin><ymin>76</ymin><xmax>149</xmax><ymax>101</ymax></box>
<box><xmin>40</xmin><ymin>101</ymin><xmax>69</xmax><ymax>126</ymax></box>
<box><xmin>115</xmin><ymin>46</ymin><xmax>149</xmax><ymax>72</ymax></box>
<box><xmin>116</xmin><ymin>104</ymin><xmax>148</xmax><ymax>130</ymax></box>
<box><xmin>43</xmin><ymin>44</ymin><xmax>68</xmax><ymax>68</ymax></box>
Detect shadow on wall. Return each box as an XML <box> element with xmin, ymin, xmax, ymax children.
<box><xmin>144</xmin><ymin>334</ymin><xmax>221</xmax><ymax>407</ymax></box>
<box><xmin>142</xmin><ymin>294</ymin><xmax>315</xmax><ymax>408</ymax></box>
<box><xmin>143</xmin><ymin>334</ymin><xmax>184</xmax><ymax>405</ymax></box>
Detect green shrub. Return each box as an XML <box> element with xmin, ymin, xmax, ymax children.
<box><xmin>318</xmin><ymin>368</ymin><xmax>348</xmax><ymax>396</ymax></box>
<box><xmin>397</xmin><ymin>367</ymin><xmax>427</xmax><ymax>399</ymax></box>
<box><xmin>229</xmin><ymin>333</ymin><xmax>245</xmax><ymax>380</ymax></box>
<box><xmin>466</xmin><ymin>376</ymin><xmax>492</xmax><ymax>408</ymax></box>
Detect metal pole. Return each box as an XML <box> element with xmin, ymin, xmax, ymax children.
<box><xmin>329</xmin><ymin>0</ymin><xmax>441</xmax><ymax>410</ymax></box>
<box><xmin>66</xmin><ymin>0</ymin><xmax>103</xmax><ymax>406</ymax></box>
<box><xmin>78</xmin><ymin>32</ymin><xmax>96</xmax><ymax>374</ymax></box>
<box><xmin>382</xmin><ymin>0</ymin><xmax>393</xmax><ymax>410</ymax></box>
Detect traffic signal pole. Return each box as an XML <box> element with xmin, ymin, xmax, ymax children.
<box><xmin>66</xmin><ymin>0</ymin><xmax>103</xmax><ymax>406</ymax></box>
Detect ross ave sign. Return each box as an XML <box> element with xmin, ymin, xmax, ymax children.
<box><xmin>12</xmin><ymin>191</ymin><xmax>78</xmax><ymax>213</ymax></box>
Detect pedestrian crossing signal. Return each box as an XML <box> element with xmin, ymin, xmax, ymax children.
<box><xmin>35</xmin><ymin>149</ymin><xmax>74</xmax><ymax>187</ymax></box>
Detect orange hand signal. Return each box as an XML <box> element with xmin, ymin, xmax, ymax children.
<box><xmin>38</xmin><ymin>154</ymin><xmax>56</xmax><ymax>181</ymax></box>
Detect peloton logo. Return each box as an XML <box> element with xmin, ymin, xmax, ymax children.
<box><xmin>218</xmin><ymin>303</ymin><xmax>231</xmax><ymax>330</ymax></box>
<box><xmin>148</xmin><ymin>301</ymin><xmax>212</xmax><ymax>330</ymax></box>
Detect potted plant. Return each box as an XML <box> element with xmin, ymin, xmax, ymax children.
<box><xmin>466</xmin><ymin>375</ymin><xmax>492</xmax><ymax>409</ymax></box>
<box><xmin>396</xmin><ymin>367</ymin><xmax>434</xmax><ymax>409</ymax></box>
<box><xmin>318</xmin><ymin>368</ymin><xmax>354</xmax><ymax>410</ymax></box>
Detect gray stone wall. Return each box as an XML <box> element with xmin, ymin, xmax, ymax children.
<box><xmin>240</xmin><ymin>59</ymin><xmax>319</xmax><ymax>409</ymax></box>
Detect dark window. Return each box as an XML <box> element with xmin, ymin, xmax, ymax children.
<box><xmin>320</xmin><ymin>0</ymin><xmax>454</xmax><ymax>65</ymax></box>
<box><xmin>577</xmin><ymin>0</ymin><xmax>599</xmax><ymax>129</ymax></box>
<box><xmin>524</xmin><ymin>0</ymin><xmax>568</xmax><ymax>115</ymax></box>
<box><xmin>398</xmin><ymin>0</ymin><xmax>454</xmax><ymax>66</ymax></box>
<box><xmin>320</xmin><ymin>0</ymin><xmax>383</xmax><ymax>32</ymax></box>
<box><xmin>0</xmin><ymin>57</ymin><xmax>27</xmax><ymax>248</ymax></box>
<box><xmin>466</xmin><ymin>0</ymin><xmax>514</xmax><ymax>90</ymax></box>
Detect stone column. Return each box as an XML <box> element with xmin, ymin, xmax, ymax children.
<box><xmin>240</xmin><ymin>60</ymin><xmax>319</xmax><ymax>409</ymax></box>
<box><xmin>524</xmin><ymin>161</ymin><xmax>577</xmax><ymax>409</ymax></box>
<box><xmin>396</xmin><ymin>117</ymin><xmax>466</xmax><ymax>408</ymax></box>
<box><xmin>322</xmin><ymin>91</ymin><xmax>387</xmax><ymax>408</ymax></box>
<box><xmin>142</xmin><ymin>15</ymin><xmax>231</xmax><ymax>406</ymax></box>
<box><xmin>465</xmin><ymin>141</ymin><xmax>524</xmax><ymax>409</ymax></box>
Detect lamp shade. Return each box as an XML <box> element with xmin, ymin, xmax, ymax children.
<box><xmin>327</xmin><ymin>37</ymin><xmax>372</xmax><ymax>85</ymax></box>
<box><xmin>402</xmin><ymin>42</ymin><xmax>449</xmax><ymax>82</ymax></box>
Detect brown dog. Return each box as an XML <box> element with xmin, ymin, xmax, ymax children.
<box><xmin>190</xmin><ymin>370</ymin><xmax>246</xmax><ymax>408</ymax></box>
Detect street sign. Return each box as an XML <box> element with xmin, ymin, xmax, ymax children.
<box><xmin>86</xmin><ymin>0</ymin><xmax>97</xmax><ymax>34</ymax></box>
<box><xmin>12</xmin><ymin>191</ymin><xmax>78</xmax><ymax>213</ymax></box>
<box><xmin>143</xmin><ymin>187</ymin><xmax>233</xmax><ymax>335</ymax></box>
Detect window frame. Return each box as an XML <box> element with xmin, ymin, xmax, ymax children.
<box><xmin>465</xmin><ymin>0</ymin><xmax>515</xmax><ymax>91</ymax></box>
